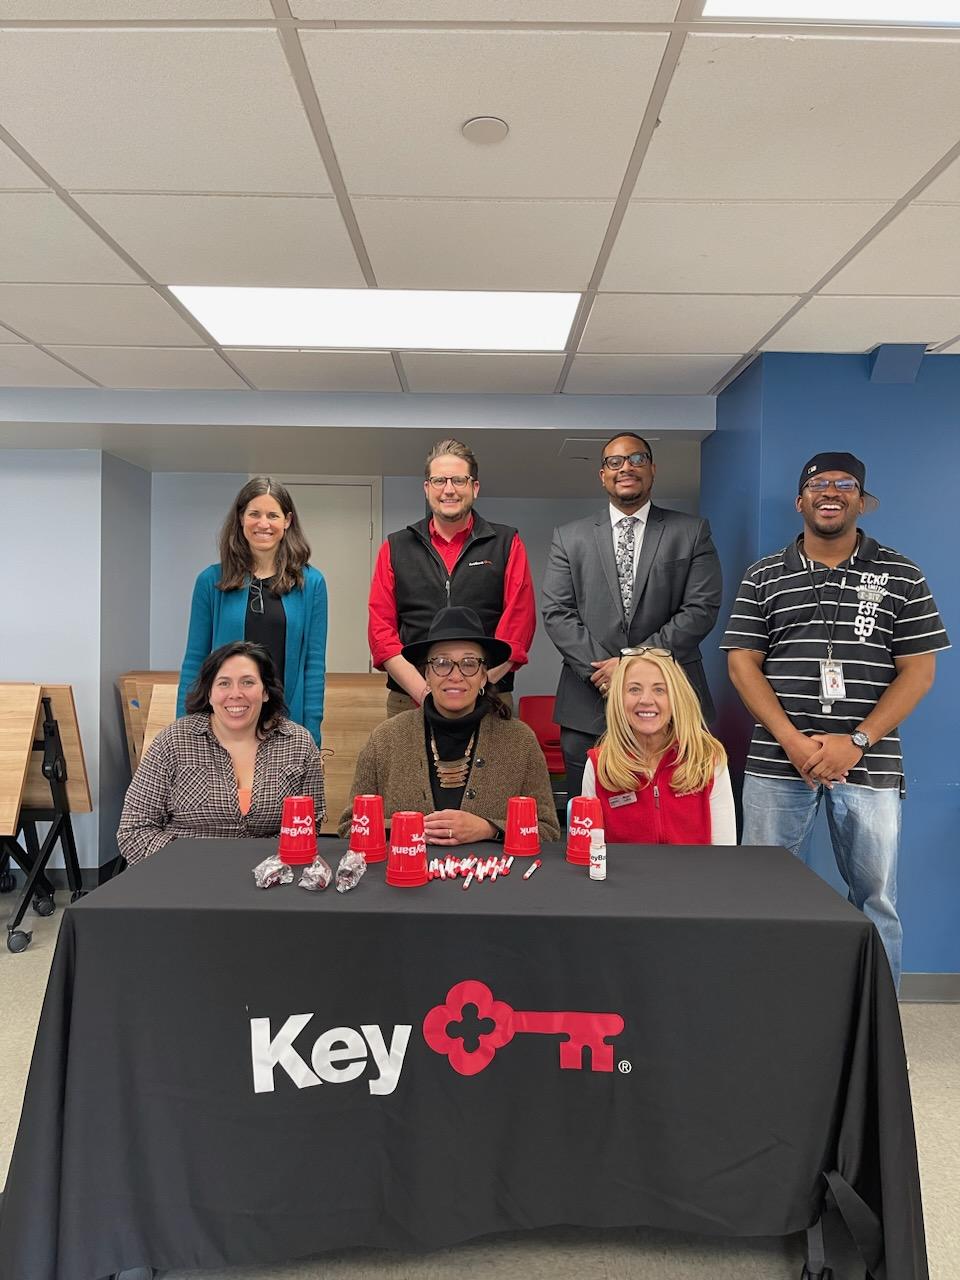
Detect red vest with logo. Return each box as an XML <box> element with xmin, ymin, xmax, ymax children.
<box><xmin>587</xmin><ymin>747</ymin><xmax>713</xmax><ymax>845</ymax></box>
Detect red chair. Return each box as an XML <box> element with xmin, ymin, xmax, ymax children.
<box><xmin>517</xmin><ymin>695</ymin><xmax>566</xmax><ymax>774</ymax></box>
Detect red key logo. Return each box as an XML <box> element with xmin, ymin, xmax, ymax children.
<box><xmin>422</xmin><ymin>980</ymin><xmax>624</xmax><ymax>1076</ymax></box>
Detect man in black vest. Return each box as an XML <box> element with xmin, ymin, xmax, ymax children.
<box><xmin>368</xmin><ymin>439</ymin><xmax>536</xmax><ymax>716</ymax></box>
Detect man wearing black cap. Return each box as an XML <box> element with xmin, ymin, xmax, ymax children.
<box><xmin>722</xmin><ymin>452</ymin><xmax>950</xmax><ymax>988</ymax></box>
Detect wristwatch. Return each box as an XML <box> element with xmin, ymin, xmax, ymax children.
<box><xmin>851</xmin><ymin>730</ymin><xmax>871</xmax><ymax>752</ymax></box>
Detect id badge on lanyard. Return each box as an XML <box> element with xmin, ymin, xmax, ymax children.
<box><xmin>817</xmin><ymin>572</ymin><xmax>847</xmax><ymax>714</ymax></box>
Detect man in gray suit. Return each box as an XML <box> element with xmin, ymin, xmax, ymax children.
<box><xmin>542</xmin><ymin>432</ymin><xmax>723</xmax><ymax>798</ymax></box>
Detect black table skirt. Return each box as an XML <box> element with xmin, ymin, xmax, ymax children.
<box><xmin>0</xmin><ymin>839</ymin><xmax>926</xmax><ymax>1280</ymax></box>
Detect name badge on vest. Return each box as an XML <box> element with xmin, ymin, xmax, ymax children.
<box><xmin>819</xmin><ymin>658</ymin><xmax>846</xmax><ymax>714</ymax></box>
<box><xmin>608</xmin><ymin>791</ymin><xmax>637</xmax><ymax>808</ymax></box>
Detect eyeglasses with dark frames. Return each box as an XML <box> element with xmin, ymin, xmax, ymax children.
<box><xmin>427</xmin><ymin>475</ymin><xmax>474</xmax><ymax>490</ymax></box>
<box><xmin>425</xmin><ymin>655</ymin><xmax>486</xmax><ymax>677</ymax></box>
<box><xmin>602</xmin><ymin>451</ymin><xmax>653</xmax><ymax>470</ymax></box>
<box><xmin>802</xmin><ymin>478</ymin><xmax>861</xmax><ymax>494</ymax></box>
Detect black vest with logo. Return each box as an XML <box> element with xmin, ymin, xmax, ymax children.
<box><xmin>387</xmin><ymin>514</ymin><xmax>518</xmax><ymax>692</ymax></box>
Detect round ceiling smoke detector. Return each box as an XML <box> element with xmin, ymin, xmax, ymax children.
<box><xmin>461</xmin><ymin>116</ymin><xmax>509</xmax><ymax>144</ymax></box>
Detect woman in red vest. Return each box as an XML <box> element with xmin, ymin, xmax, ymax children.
<box><xmin>582</xmin><ymin>647</ymin><xmax>735</xmax><ymax>845</ymax></box>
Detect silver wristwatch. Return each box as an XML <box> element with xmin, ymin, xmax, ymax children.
<box><xmin>851</xmin><ymin>730</ymin><xmax>871</xmax><ymax>752</ymax></box>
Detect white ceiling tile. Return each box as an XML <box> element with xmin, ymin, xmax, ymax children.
<box><xmin>225</xmin><ymin>349</ymin><xmax>401</xmax><ymax>391</ymax></box>
<box><xmin>916</xmin><ymin>158</ymin><xmax>960</xmax><ymax>203</ymax></box>
<box><xmin>74</xmin><ymin>195</ymin><xmax>365</xmax><ymax>287</ymax></box>
<box><xmin>355</xmin><ymin>198</ymin><xmax>612</xmax><ymax>290</ymax></box>
<box><xmin>636</xmin><ymin>34</ymin><xmax>960</xmax><ymax>200</ymax></box>
<box><xmin>0</xmin><ymin>327</ymin><xmax>26</xmax><ymax>343</ymax></box>
<box><xmin>46</xmin><ymin>346</ymin><xmax>247</xmax><ymax>390</ymax></box>
<box><xmin>565</xmin><ymin>353</ymin><xmax>741</xmax><ymax>394</ymax></box>
<box><xmin>402</xmin><ymin>352</ymin><xmax>565</xmax><ymax>392</ymax></box>
<box><xmin>765</xmin><ymin>297</ymin><xmax>960</xmax><ymax>352</ymax></box>
<box><xmin>0</xmin><ymin>31</ymin><xmax>330</xmax><ymax>194</ymax></box>
<box><xmin>0</xmin><ymin>141</ymin><xmax>45</xmax><ymax>190</ymax></box>
<box><xmin>0</xmin><ymin>194</ymin><xmax>137</xmax><ymax>284</ymax></box>
<box><xmin>0</xmin><ymin>285</ymin><xmax>206</xmax><ymax>346</ymax></box>
<box><xmin>0</xmin><ymin>346</ymin><xmax>95</xmax><ymax>388</ymax></box>
<box><xmin>603</xmin><ymin>201</ymin><xmax>889</xmax><ymax>293</ymax></box>
<box><xmin>0</xmin><ymin>2</ymin><xmax>272</xmax><ymax>14</ymax></box>
<box><xmin>824</xmin><ymin>206</ymin><xmax>960</xmax><ymax>296</ymax></box>
<box><xmin>581</xmin><ymin>293</ymin><xmax>794</xmax><ymax>353</ymax></box>
<box><xmin>301</xmin><ymin>29</ymin><xmax>668</xmax><ymax>198</ymax></box>
<box><xmin>292</xmin><ymin>1</ymin><xmax>679</xmax><ymax>17</ymax></box>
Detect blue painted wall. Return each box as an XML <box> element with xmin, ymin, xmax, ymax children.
<box><xmin>702</xmin><ymin>352</ymin><xmax>959</xmax><ymax>974</ymax></box>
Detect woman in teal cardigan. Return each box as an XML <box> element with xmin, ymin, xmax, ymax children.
<box><xmin>177</xmin><ymin>478</ymin><xmax>328</xmax><ymax>745</ymax></box>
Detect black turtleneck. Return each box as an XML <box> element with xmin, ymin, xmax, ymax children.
<box><xmin>422</xmin><ymin>695</ymin><xmax>490</xmax><ymax>811</ymax></box>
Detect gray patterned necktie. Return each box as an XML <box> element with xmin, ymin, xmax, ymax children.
<box><xmin>615</xmin><ymin>516</ymin><xmax>638</xmax><ymax>615</ymax></box>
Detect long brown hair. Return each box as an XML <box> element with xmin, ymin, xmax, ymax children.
<box><xmin>217</xmin><ymin>477</ymin><xmax>311</xmax><ymax>594</ymax></box>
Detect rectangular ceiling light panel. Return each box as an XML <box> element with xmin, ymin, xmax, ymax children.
<box><xmin>170</xmin><ymin>286</ymin><xmax>581</xmax><ymax>352</ymax></box>
<box><xmin>703</xmin><ymin>0</ymin><xmax>960</xmax><ymax>19</ymax></box>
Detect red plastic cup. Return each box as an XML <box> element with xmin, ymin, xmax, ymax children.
<box><xmin>566</xmin><ymin>795</ymin><xmax>603</xmax><ymax>865</ymax></box>
<box><xmin>350</xmin><ymin>794</ymin><xmax>387</xmax><ymax>863</ymax></box>
<box><xmin>278</xmin><ymin>795</ymin><xmax>318</xmax><ymax>866</ymax></box>
<box><xmin>503</xmin><ymin>795</ymin><xmax>540</xmax><ymax>857</ymax></box>
<box><xmin>386</xmin><ymin>811</ymin><xmax>428</xmax><ymax>887</ymax></box>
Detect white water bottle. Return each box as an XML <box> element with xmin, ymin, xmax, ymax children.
<box><xmin>589</xmin><ymin>828</ymin><xmax>607</xmax><ymax>881</ymax></box>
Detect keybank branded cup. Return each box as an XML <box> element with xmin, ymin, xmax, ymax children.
<box><xmin>567</xmin><ymin>795</ymin><xmax>603</xmax><ymax>865</ymax></box>
<box><xmin>386</xmin><ymin>811</ymin><xmax>428</xmax><ymax>887</ymax></box>
<box><xmin>350</xmin><ymin>794</ymin><xmax>387</xmax><ymax>863</ymax></box>
<box><xmin>278</xmin><ymin>795</ymin><xmax>317</xmax><ymax>865</ymax></box>
<box><xmin>504</xmin><ymin>795</ymin><xmax>540</xmax><ymax>856</ymax></box>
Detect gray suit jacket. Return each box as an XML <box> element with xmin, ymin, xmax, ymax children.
<box><xmin>541</xmin><ymin>504</ymin><xmax>722</xmax><ymax>736</ymax></box>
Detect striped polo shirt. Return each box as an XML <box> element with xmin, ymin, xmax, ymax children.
<box><xmin>721</xmin><ymin>533</ymin><xmax>950</xmax><ymax>791</ymax></box>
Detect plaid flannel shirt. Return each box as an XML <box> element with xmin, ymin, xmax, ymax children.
<box><xmin>117</xmin><ymin>714</ymin><xmax>326</xmax><ymax>865</ymax></box>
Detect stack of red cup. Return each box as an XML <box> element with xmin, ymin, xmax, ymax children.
<box><xmin>503</xmin><ymin>795</ymin><xmax>540</xmax><ymax>857</ymax></box>
<box><xmin>278</xmin><ymin>795</ymin><xmax>318</xmax><ymax>866</ymax></box>
<box><xmin>566</xmin><ymin>795</ymin><xmax>603</xmax><ymax>865</ymax></box>
<box><xmin>386</xmin><ymin>811</ymin><xmax>428</xmax><ymax>887</ymax></box>
<box><xmin>349</xmin><ymin>794</ymin><xmax>387</xmax><ymax>863</ymax></box>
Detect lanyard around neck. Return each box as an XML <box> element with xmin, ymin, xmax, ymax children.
<box><xmin>803</xmin><ymin>553</ymin><xmax>850</xmax><ymax>661</ymax></box>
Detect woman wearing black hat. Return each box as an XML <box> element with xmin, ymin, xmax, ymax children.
<box><xmin>338</xmin><ymin>607</ymin><xmax>560</xmax><ymax>845</ymax></box>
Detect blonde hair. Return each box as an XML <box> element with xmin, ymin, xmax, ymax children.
<box><xmin>595</xmin><ymin>652</ymin><xmax>726</xmax><ymax>796</ymax></box>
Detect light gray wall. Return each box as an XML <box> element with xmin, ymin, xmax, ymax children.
<box><xmin>150</xmin><ymin>472</ymin><xmax>246</xmax><ymax>668</ymax></box>
<box><xmin>99</xmin><ymin>453</ymin><xmax>151</xmax><ymax>859</ymax></box>
<box><xmin>0</xmin><ymin>450</ymin><xmax>102</xmax><ymax>865</ymax></box>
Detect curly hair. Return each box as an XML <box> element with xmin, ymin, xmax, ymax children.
<box><xmin>184</xmin><ymin>641</ymin><xmax>288</xmax><ymax>735</ymax></box>
<box><xmin>595</xmin><ymin>652</ymin><xmax>724</xmax><ymax>795</ymax></box>
<box><xmin>217</xmin><ymin>477</ymin><xmax>312</xmax><ymax>594</ymax></box>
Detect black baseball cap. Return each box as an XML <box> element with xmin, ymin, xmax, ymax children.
<box><xmin>798</xmin><ymin>452</ymin><xmax>879</xmax><ymax>512</ymax></box>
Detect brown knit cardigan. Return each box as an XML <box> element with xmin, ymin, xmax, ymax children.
<box><xmin>337</xmin><ymin>707</ymin><xmax>561</xmax><ymax>842</ymax></box>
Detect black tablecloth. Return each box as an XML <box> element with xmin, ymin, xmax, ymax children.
<box><xmin>0</xmin><ymin>840</ymin><xmax>926</xmax><ymax>1280</ymax></box>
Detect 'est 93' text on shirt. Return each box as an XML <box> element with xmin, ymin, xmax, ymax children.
<box><xmin>720</xmin><ymin>533</ymin><xmax>950</xmax><ymax>792</ymax></box>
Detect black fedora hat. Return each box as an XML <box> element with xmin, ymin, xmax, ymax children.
<box><xmin>401</xmin><ymin>606</ymin><xmax>512</xmax><ymax>669</ymax></box>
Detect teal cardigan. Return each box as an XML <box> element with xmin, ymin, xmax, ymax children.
<box><xmin>176</xmin><ymin>563</ymin><xmax>328</xmax><ymax>745</ymax></box>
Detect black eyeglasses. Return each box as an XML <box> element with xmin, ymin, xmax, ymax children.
<box><xmin>603</xmin><ymin>451</ymin><xmax>652</xmax><ymax>470</ymax></box>
<box><xmin>427</xmin><ymin>475</ymin><xmax>474</xmax><ymax>490</ymax></box>
<box><xmin>425</xmin><ymin>656</ymin><xmax>485</xmax><ymax>677</ymax></box>
<box><xmin>802</xmin><ymin>478</ymin><xmax>861</xmax><ymax>494</ymax></box>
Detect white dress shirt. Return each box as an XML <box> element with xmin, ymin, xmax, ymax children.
<box><xmin>609</xmin><ymin>500</ymin><xmax>650</xmax><ymax>582</ymax></box>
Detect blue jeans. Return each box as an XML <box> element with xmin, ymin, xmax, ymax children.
<box><xmin>742</xmin><ymin>774</ymin><xmax>903</xmax><ymax>989</ymax></box>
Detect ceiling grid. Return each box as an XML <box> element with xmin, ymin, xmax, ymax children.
<box><xmin>0</xmin><ymin>0</ymin><xmax>958</xmax><ymax>394</ymax></box>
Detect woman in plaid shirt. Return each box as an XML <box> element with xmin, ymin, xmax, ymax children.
<box><xmin>118</xmin><ymin>642</ymin><xmax>325</xmax><ymax>865</ymax></box>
